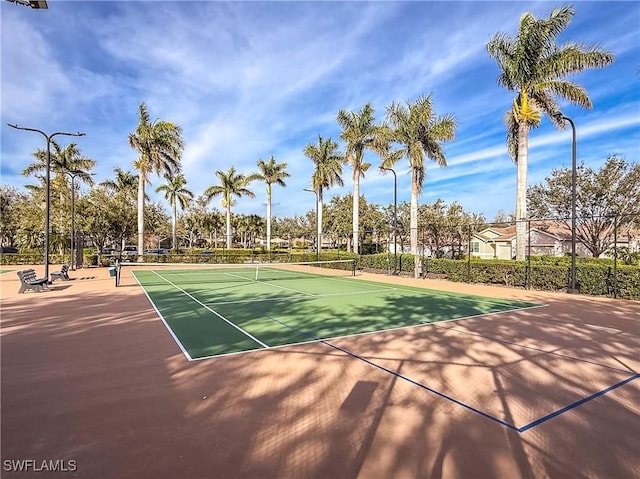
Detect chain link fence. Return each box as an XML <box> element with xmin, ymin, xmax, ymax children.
<box><xmin>357</xmin><ymin>215</ymin><xmax>639</xmax><ymax>300</ymax></box>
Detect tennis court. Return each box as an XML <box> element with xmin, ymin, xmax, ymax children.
<box><xmin>2</xmin><ymin>264</ymin><xmax>638</xmax><ymax>478</ymax></box>
<box><xmin>121</xmin><ymin>260</ymin><xmax>540</xmax><ymax>360</ymax></box>
<box><xmin>118</xmin><ymin>260</ymin><xmax>638</xmax><ymax>434</ymax></box>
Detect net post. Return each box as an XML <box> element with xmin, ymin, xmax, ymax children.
<box><xmin>115</xmin><ymin>260</ymin><xmax>121</xmax><ymax>287</ymax></box>
<box><xmin>352</xmin><ymin>259</ymin><xmax>356</xmax><ymax>277</ymax></box>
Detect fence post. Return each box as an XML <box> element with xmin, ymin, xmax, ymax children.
<box><xmin>467</xmin><ymin>224</ymin><xmax>472</xmax><ymax>283</ymax></box>
<box><xmin>526</xmin><ymin>220</ymin><xmax>531</xmax><ymax>290</ymax></box>
<box><xmin>613</xmin><ymin>214</ymin><xmax>618</xmax><ymax>299</ymax></box>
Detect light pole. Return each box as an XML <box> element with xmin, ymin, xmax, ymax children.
<box><xmin>380</xmin><ymin>167</ymin><xmax>398</xmax><ymax>274</ymax></box>
<box><xmin>304</xmin><ymin>188</ymin><xmax>320</xmax><ymax>260</ymax></box>
<box><xmin>8</xmin><ymin>124</ymin><xmax>85</xmax><ymax>281</ymax></box>
<box><xmin>63</xmin><ymin>170</ymin><xmax>93</xmax><ymax>270</ymax></box>
<box><xmin>562</xmin><ymin>116</ymin><xmax>577</xmax><ymax>293</ymax></box>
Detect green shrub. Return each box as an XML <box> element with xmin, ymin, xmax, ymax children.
<box><xmin>358</xmin><ymin>253</ymin><xmax>639</xmax><ymax>300</ymax></box>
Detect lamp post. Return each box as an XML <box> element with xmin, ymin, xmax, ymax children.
<box><xmin>562</xmin><ymin>116</ymin><xmax>577</xmax><ymax>293</ymax></box>
<box><xmin>380</xmin><ymin>167</ymin><xmax>398</xmax><ymax>274</ymax></box>
<box><xmin>8</xmin><ymin>124</ymin><xmax>85</xmax><ymax>281</ymax></box>
<box><xmin>63</xmin><ymin>170</ymin><xmax>93</xmax><ymax>270</ymax></box>
<box><xmin>304</xmin><ymin>188</ymin><xmax>320</xmax><ymax>260</ymax></box>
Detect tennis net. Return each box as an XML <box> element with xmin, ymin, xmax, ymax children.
<box><xmin>116</xmin><ymin>259</ymin><xmax>357</xmax><ymax>287</ymax></box>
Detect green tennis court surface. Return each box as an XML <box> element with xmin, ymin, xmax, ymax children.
<box><xmin>131</xmin><ymin>263</ymin><xmax>540</xmax><ymax>360</ymax></box>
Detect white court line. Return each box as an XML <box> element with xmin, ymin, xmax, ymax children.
<box><xmin>344</xmin><ymin>276</ymin><xmax>538</xmax><ymax>306</ymax></box>
<box><xmin>207</xmin><ymin>287</ymin><xmax>400</xmax><ymax>306</ymax></box>
<box><xmin>132</xmin><ymin>271</ymin><xmax>194</xmax><ymax>361</ymax></box>
<box><xmin>250</xmin><ymin>269</ymin><xmax>397</xmax><ymax>296</ymax></box>
<box><xmin>222</xmin><ymin>271</ymin><xmax>254</xmax><ymax>282</ymax></box>
<box><xmin>149</xmin><ymin>270</ymin><xmax>269</xmax><ymax>349</ymax></box>
<box><xmin>139</xmin><ymin>266</ymin><xmax>546</xmax><ymax>361</ymax></box>
<box><xmin>190</xmin><ymin>303</ymin><xmax>549</xmax><ymax>361</ymax></box>
<box><xmin>255</xmin><ymin>279</ymin><xmax>319</xmax><ymax>296</ymax></box>
<box><xmin>222</xmin><ymin>273</ymin><xmax>313</xmax><ymax>296</ymax></box>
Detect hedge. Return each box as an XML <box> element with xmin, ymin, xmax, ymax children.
<box><xmin>358</xmin><ymin>253</ymin><xmax>639</xmax><ymax>300</ymax></box>
<box><xmin>5</xmin><ymin>249</ymin><xmax>636</xmax><ymax>300</ymax></box>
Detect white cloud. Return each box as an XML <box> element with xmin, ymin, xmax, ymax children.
<box><xmin>2</xmin><ymin>1</ymin><xmax>638</xmax><ymax>223</ymax></box>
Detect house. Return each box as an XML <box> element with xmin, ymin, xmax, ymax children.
<box><xmin>600</xmin><ymin>225</ymin><xmax>640</xmax><ymax>258</ymax></box>
<box><xmin>469</xmin><ymin>224</ymin><xmax>593</xmax><ymax>259</ymax></box>
<box><xmin>257</xmin><ymin>237</ymin><xmax>290</xmax><ymax>248</ymax></box>
<box><xmin>470</xmin><ymin>226</ymin><xmax>516</xmax><ymax>259</ymax></box>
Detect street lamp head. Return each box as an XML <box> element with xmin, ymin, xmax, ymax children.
<box><xmin>303</xmin><ymin>188</ymin><xmax>318</xmax><ymax>198</ymax></box>
<box><xmin>68</xmin><ymin>169</ymin><xmax>94</xmax><ymax>176</ymax></box>
<box><xmin>4</xmin><ymin>0</ymin><xmax>48</xmax><ymax>9</ymax></box>
<box><xmin>8</xmin><ymin>124</ymin><xmax>86</xmax><ymax>139</ymax></box>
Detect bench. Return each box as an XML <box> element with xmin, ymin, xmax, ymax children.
<box><xmin>50</xmin><ymin>264</ymin><xmax>70</xmax><ymax>282</ymax></box>
<box><xmin>17</xmin><ymin>269</ymin><xmax>49</xmax><ymax>294</ymax></box>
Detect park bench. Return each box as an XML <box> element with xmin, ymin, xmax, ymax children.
<box><xmin>17</xmin><ymin>269</ymin><xmax>49</xmax><ymax>294</ymax></box>
<box><xmin>50</xmin><ymin>264</ymin><xmax>70</xmax><ymax>282</ymax></box>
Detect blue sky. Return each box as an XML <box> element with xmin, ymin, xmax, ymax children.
<box><xmin>2</xmin><ymin>0</ymin><xmax>639</xmax><ymax>221</ymax></box>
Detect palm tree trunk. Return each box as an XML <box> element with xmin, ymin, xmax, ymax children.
<box><xmin>226</xmin><ymin>204</ymin><xmax>232</xmax><ymax>249</ymax></box>
<box><xmin>317</xmin><ymin>188</ymin><xmax>323</xmax><ymax>258</ymax></box>
<box><xmin>172</xmin><ymin>201</ymin><xmax>177</xmax><ymax>250</ymax></box>
<box><xmin>411</xmin><ymin>168</ymin><xmax>419</xmax><ymax>278</ymax></box>
<box><xmin>515</xmin><ymin>121</ymin><xmax>529</xmax><ymax>261</ymax></box>
<box><xmin>266</xmin><ymin>188</ymin><xmax>272</xmax><ymax>252</ymax></box>
<box><xmin>137</xmin><ymin>175</ymin><xmax>145</xmax><ymax>262</ymax></box>
<box><xmin>352</xmin><ymin>173</ymin><xmax>359</xmax><ymax>254</ymax></box>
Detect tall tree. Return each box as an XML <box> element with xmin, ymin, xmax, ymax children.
<box><xmin>273</xmin><ymin>216</ymin><xmax>308</xmax><ymax>248</ymax></box>
<box><xmin>203</xmin><ymin>167</ymin><xmax>256</xmax><ymax>249</ymax></box>
<box><xmin>24</xmin><ymin>141</ymin><xmax>96</xmax><ymax>259</ymax></box>
<box><xmin>255</xmin><ymin>156</ymin><xmax>290</xmax><ymax>251</ymax></box>
<box><xmin>80</xmin><ymin>185</ymin><xmax>137</xmax><ymax>261</ymax></box>
<box><xmin>26</xmin><ymin>141</ymin><xmax>96</xmax><ymax>187</ymax></box>
<box><xmin>101</xmin><ymin>167</ymin><xmax>139</xmax><ymax>195</ymax></box>
<box><xmin>528</xmin><ymin>156</ymin><xmax>640</xmax><ymax>257</ymax></box>
<box><xmin>0</xmin><ymin>186</ymin><xmax>28</xmax><ymax>248</ymax></box>
<box><xmin>155</xmin><ymin>173</ymin><xmax>194</xmax><ymax>250</ymax></box>
<box><xmin>337</xmin><ymin>103</ymin><xmax>387</xmax><ymax>253</ymax></box>
<box><xmin>234</xmin><ymin>214</ymin><xmax>265</xmax><ymax>248</ymax></box>
<box><xmin>382</xmin><ymin>94</ymin><xmax>456</xmax><ymax>277</ymax></box>
<box><xmin>304</xmin><ymin>135</ymin><xmax>345</xmax><ymax>256</ymax></box>
<box><xmin>487</xmin><ymin>5</ymin><xmax>614</xmax><ymax>260</ymax></box>
<box><xmin>128</xmin><ymin>102</ymin><xmax>184</xmax><ymax>259</ymax></box>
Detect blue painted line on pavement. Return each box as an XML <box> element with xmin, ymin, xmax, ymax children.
<box><xmin>517</xmin><ymin>373</ymin><xmax>640</xmax><ymax>432</ymax></box>
<box><xmin>266</xmin><ymin>316</ymin><xmax>639</xmax><ymax>434</ymax></box>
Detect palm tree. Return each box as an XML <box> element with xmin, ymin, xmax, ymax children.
<box><xmin>337</xmin><ymin>103</ymin><xmax>388</xmax><ymax>254</ymax></box>
<box><xmin>255</xmin><ymin>156</ymin><xmax>290</xmax><ymax>251</ymax></box>
<box><xmin>128</xmin><ymin>102</ymin><xmax>184</xmax><ymax>259</ymax></box>
<box><xmin>25</xmin><ymin>141</ymin><xmax>96</xmax><ymax>262</ymax></box>
<box><xmin>486</xmin><ymin>5</ymin><xmax>614</xmax><ymax>260</ymax></box>
<box><xmin>203</xmin><ymin>167</ymin><xmax>256</xmax><ymax>249</ymax></box>
<box><xmin>25</xmin><ymin>140</ymin><xmax>95</xmax><ymax>186</ymax></box>
<box><xmin>25</xmin><ymin>140</ymin><xmax>96</xmax><ymax>209</ymax></box>
<box><xmin>155</xmin><ymin>173</ymin><xmax>194</xmax><ymax>250</ymax></box>
<box><xmin>382</xmin><ymin>95</ymin><xmax>456</xmax><ymax>278</ymax></box>
<box><xmin>101</xmin><ymin>167</ymin><xmax>139</xmax><ymax>194</ymax></box>
<box><xmin>304</xmin><ymin>135</ymin><xmax>345</xmax><ymax>256</ymax></box>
